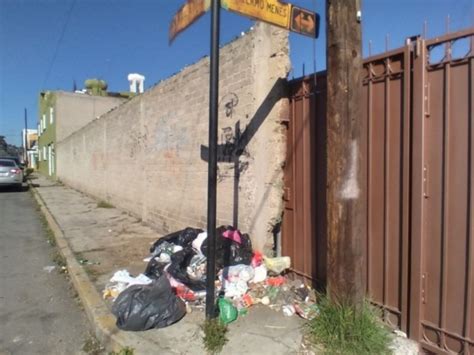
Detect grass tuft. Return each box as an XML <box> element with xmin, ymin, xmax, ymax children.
<box><xmin>82</xmin><ymin>334</ymin><xmax>105</xmax><ymax>354</ymax></box>
<box><xmin>108</xmin><ymin>347</ymin><xmax>135</xmax><ymax>355</ymax></box>
<box><xmin>307</xmin><ymin>295</ymin><xmax>392</xmax><ymax>355</ymax></box>
<box><xmin>201</xmin><ymin>318</ymin><xmax>228</xmax><ymax>354</ymax></box>
<box><xmin>97</xmin><ymin>200</ymin><xmax>114</xmax><ymax>208</ymax></box>
<box><xmin>51</xmin><ymin>251</ymin><xmax>68</xmax><ymax>273</ymax></box>
<box><xmin>46</xmin><ymin>233</ymin><xmax>56</xmax><ymax>246</ymax></box>
<box><xmin>38</xmin><ymin>213</ymin><xmax>56</xmax><ymax>246</ymax></box>
<box><xmin>44</xmin><ymin>225</ymin><xmax>56</xmax><ymax>246</ymax></box>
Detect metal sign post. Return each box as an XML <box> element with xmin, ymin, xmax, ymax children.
<box><xmin>205</xmin><ymin>0</ymin><xmax>220</xmax><ymax>319</ymax></box>
<box><xmin>169</xmin><ymin>0</ymin><xmax>319</xmax><ymax>319</ymax></box>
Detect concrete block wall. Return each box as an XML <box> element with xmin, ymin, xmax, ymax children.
<box><xmin>57</xmin><ymin>23</ymin><xmax>290</xmax><ymax>252</ymax></box>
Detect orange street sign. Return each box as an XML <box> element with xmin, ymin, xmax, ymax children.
<box><xmin>221</xmin><ymin>0</ymin><xmax>291</xmax><ymax>29</ymax></box>
<box><xmin>290</xmin><ymin>6</ymin><xmax>319</xmax><ymax>38</ymax></box>
<box><xmin>169</xmin><ymin>0</ymin><xmax>211</xmax><ymax>44</ymax></box>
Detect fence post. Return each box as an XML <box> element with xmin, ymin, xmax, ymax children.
<box><xmin>409</xmin><ymin>37</ymin><xmax>427</xmax><ymax>341</ymax></box>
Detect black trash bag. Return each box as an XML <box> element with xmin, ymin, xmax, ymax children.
<box><xmin>201</xmin><ymin>226</ymin><xmax>253</xmax><ymax>269</ymax></box>
<box><xmin>144</xmin><ymin>257</ymin><xmax>166</xmax><ymax>280</ymax></box>
<box><xmin>167</xmin><ymin>247</ymin><xmax>207</xmax><ymax>291</ymax></box>
<box><xmin>150</xmin><ymin>227</ymin><xmax>203</xmax><ymax>256</ymax></box>
<box><xmin>112</xmin><ymin>275</ymin><xmax>186</xmax><ymax>331</ymax></box>
<box><xmin>228</xmin><ymin>232</ymin><xmax>253</xmax><ymax>265</ymax></box>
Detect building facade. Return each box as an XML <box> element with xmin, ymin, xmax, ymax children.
<box><xmin>37</xmin><ymin>84</ymin><xmax>128</xmax><ymax>178</ymax></box>
<box><xmin>22</xmin><ymin>128</ymin><xmax>38</xmax><ymax>169</ymax></box>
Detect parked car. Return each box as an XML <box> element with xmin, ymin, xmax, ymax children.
<box><xmin>0</xmin><ymin>159</ymin><xmax>23</xmax><ymax>189</ymax></box>
<box><xmin>0</xmin><ymin>156</ymin><xmax>23</xmax><ymax>167</ymax></box>
<box><xmin>0</xmin><ymin>156</ymin><xmax>26</xmax><ymax>181</ymax></box>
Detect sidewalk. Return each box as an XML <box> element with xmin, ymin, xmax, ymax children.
<box><xmin>30</xmin><ymin>174</ymin><xmax>305</xmax><ymax>355</ymax></box>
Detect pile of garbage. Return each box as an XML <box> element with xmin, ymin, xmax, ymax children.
<box><xmin>104</xmin><ymin>226</ymin><xmax>319</xmax><ymax>331</ymax></box>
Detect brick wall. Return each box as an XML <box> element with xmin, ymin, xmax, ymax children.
<box><xmin>57</xmin><ymin>23</ymin><xmax>290</xmax><ymax>252</ymax></box>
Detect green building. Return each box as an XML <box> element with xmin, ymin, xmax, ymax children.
<box><xmin>37</xmin><ymin>91</ymin><xmax>56</xmax><ymax>177</ymax></box>
<box><xmin>37</xmin><ymin>80</ymin><xmax>129</xmax><ymax>178</ymax></box>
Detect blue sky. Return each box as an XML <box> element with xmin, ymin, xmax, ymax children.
<box><xmin>0</xmin><ymin>0</ymin><xmax>472</xmax><ymax>146</ymax></box>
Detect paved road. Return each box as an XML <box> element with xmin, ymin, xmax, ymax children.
<box><xmin>0</xmin><ymin>185</ymin><xmax>91</xmax><ymax>354</ymax></box>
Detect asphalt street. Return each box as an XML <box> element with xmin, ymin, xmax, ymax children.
<box><xmin>0</xmin><ymin>185</ymin><xmax>91</xmax><ymax>354</ymax></box>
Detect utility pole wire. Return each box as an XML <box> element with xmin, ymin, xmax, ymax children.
<box><xmin>41</xmin><ymin>0</ymin><xmax>76</xmax><ymax>89</ymax></box>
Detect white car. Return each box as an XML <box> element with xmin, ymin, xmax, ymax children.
<box><xmin>0</xmin><ymin>159</ymin><xmax>23</xmax><ymax>189</ymax></box>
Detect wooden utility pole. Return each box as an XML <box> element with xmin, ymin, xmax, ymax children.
<box><xmin>24</xmin><ymin>108</ymin><xmax>28</xmax><ymax>165</ymax></box>
<box><xmin>326</xmin><ymin>0</ymin><xmax>365</xmax><ymax>305</ymax></box>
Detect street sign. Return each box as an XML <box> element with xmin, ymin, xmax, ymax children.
<box><xmin>169</xmin><ymin>0</ymin><xmax>211</xmax><ymax>43</ymax></box>
<box><xmin>170</xmin><ymin>0</ymin><xmax>319</xmax><ymax>44</ymax></box>
<box><xmin>221</xmin><ymin>0</ymin><xmax>291</xmax><ymax>29</ymax></box>
<box><xmin>290</xmin><ymin>6</ymin><xmax>319</xmax><ymax>38</ymax></box>
<box><xmin>221</xmin><ymin>0</ymin><xmax>319</xmax><ymax>38</ymax></box>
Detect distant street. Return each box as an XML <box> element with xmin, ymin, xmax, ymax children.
<box><xmin>0</xmin><ymin>185</ymin><xmax>91</xmax><ymax>355</ymax></box>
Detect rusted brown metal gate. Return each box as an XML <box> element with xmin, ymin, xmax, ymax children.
<box><xmin>410</xmin><ymin>29</ymin><xmax>474</xmax><ymax>354</ymax></box>
<box><xmin>362</xmin><ymin>40</ymin><xmax>412</xmax><ymax>333</ymax></box>
<box><xmin>283</xmin><ymin>74</ymin><xmax>327</xmax><ymax>288</ymax></box>
<box><xmin>282</xmin><ymin>28</ymin><xmax>474</xmax><ymax>353</ymax></box>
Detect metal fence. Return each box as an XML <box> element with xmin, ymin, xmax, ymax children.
<box><xmin>282</xmin><ymin>28</ymin><xmax>474</xmax><ymax>353</ymax></box>
<box><xmin>283</xmin><ymin>74</ymin><xmax>327</xmax><ymax>289</ymax></box>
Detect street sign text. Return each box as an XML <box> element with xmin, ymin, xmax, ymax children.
<box><xmin>221</xmin><ymin>0</ymin><xmax>318</xmax><ymax>38</ymax></box>
<box><xmin>222</xmin><ymin>0</ymin><xmax>291</xmax><ymax>29</ymax></box>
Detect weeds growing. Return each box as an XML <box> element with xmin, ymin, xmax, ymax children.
<box><xmin>44</xmin><ymin>225</ymin><xmax>56</xmax><ymax>246</ymax></box>
<box><xmin>201</xmin><ymin>319</ymin><xmax>228</xmax><ymax>354</ymax></box>
<box><xmin>307</xmin><ymin>295</ymin><xmax>392</xmax><ymax>355</ymax></box>
<box><xmin>38</xmin><ymin>213</ymin><xmax>56</xmax><ymax>246</ymax></box>
<box><xmin>97</xmin><ymin>200</ymin><xmax>114</xmax><ymax>209</ymax></box>
<box><xmin>108</xmin><ymin>347</ymin><xmax>135</xmax><ymax>355</ymax></box>
<box><xmin>82</xmin><ymin>334</ymin><xmax>105</xmax><ymax>354</ymax></box>
<box><xmin>51</xmin><ymin>251</ymin><xmax>68</xmax><ymax>273</ymax></box>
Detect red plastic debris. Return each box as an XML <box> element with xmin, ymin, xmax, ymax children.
<box><xmin>174</xmin><ymin>285</ymin><xmax>196</xmax><ymax>301</ymax></box>
<box><xmin>251</xmin><ymin>251</ymin><xmax>263</xmax><ymax>267</ymax></box>
<box><xmin>265</xmin><ymin>276</ymin><xmax>286</xmax><ymax>287</ymax></box>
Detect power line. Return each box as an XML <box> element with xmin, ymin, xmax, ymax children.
<box><xmin>41</xmin><ymin>0</ymin><xmax>77</xmax><ymax>89</ymax></box>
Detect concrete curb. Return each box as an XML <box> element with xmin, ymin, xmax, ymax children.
<box><xmin>29</xmin><ymin>182</ymin><xmax>159</xmax><ymax>354</ymax></box>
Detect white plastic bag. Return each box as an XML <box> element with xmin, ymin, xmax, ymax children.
<box><xmin>263</xmin><ymin>256</ymin><xmax>291</xmax><ymax>274</ymax></box>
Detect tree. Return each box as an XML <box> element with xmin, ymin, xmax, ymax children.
<box><xmin>0</xmin><ymin>135</ymin><xmax>22</xmax><ymax>157</ymax></box>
